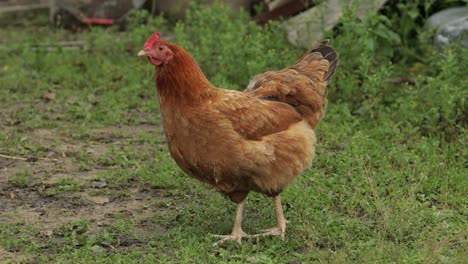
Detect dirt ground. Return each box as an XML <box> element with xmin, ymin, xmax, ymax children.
<box><xmin>0</xmin><ymin>125</ymin><xmax>171</xmax><ymax>260</ymax></box>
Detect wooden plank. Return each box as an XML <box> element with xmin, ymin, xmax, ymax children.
<box><xmin>0</xmin><ymin>3</ymin><xmax>49</xmax><ymax>14</ymax></box>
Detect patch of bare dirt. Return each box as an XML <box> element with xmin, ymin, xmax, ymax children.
<box><xmin>1</xmin><ymin>185</ymin><xmax>165</xmax><ymax>231</ymax></box>
<box><xmin>0</xmin><ymin>125</ymin><xmax>171</xmax><ymax>258</ymax></box>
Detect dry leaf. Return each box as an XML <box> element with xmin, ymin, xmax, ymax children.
<box><xmin>42</xmin><ymin>91</ymin><xmax>56</xmax><ymax>101</ymax></box>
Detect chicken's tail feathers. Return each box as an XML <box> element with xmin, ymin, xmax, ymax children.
<box><xmin>314</xmin><ymin>40</ymin><xmax>338</xmax><ymax>83</ymax></box>
<box><xmin>294</xmin><ymin>40</ymin><xmax>338</xmax><ymax>84</ymax></box>
<box><xmin>244</xmin><ymin>41</ymin><xmax>338</xmax><ymax>128</ymax></box>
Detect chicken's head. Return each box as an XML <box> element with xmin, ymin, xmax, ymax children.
<box><xmin>137</xmin><ymin>32</ymin><xmax>174</xmax><ymax>66</ymax></box>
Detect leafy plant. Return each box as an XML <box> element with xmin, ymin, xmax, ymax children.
<box><xmin>174</xmin><ymin>2</ymin><xmax>301</xmax><ymax>89</ymax></box>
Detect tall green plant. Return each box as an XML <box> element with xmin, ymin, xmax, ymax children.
<box><xmin>173</xmin><ymin>2</ymin><xmax>301</xmax><ymax>89</ymax></box>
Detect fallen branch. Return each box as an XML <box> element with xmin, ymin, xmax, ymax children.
<box><xmin>0</xmin><ymin>153</ymin><xmax>58</xmax><ymax>162</ymax></box>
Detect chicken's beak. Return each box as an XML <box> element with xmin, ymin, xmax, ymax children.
<box><xmin>137</xmin><ymin>50</ymin><xmax>148</xmax><ymax>57</ymax></box>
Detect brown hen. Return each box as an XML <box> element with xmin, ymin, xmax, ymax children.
<box><xmin>138</xmin><ymin>32</ymin><xmax>338</xmax><ymax>244</ymax></box>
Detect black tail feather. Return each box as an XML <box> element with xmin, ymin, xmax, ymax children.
<box><xmin>310</xmin><ymin>40</ymin><xmax>338</xmax><ymax>84</ymax></box>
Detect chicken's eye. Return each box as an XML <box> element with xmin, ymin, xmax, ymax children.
<box><xmin>158</xmin><ymin>46</ymin><xmax>164</xmax><ymax>51</ymax></box>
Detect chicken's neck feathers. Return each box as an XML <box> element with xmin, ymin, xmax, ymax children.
<box><xmin>156</xmin><ymin>43</ymin><xmax>215</xmax><ymax>104</ymax></box>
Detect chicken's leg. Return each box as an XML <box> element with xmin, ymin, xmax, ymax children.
<box><xmin>213</xmin><ymin>199</ymin><xmax>248</xmax><ymax>245</ymax></box>
<box><xmin>253</xmin><ymin>195</ymin><xmax>289</xmax><ymax>239</ymax></box>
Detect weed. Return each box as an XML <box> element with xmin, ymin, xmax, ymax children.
<box><xmin>45</xmin><ymin>178</ymin><xmax>84</xmax><ymax>196</ymax></box>
<box><xmin>8</xmin><ymin>170</ymin><xmax>32</xmax><ymax>186</ymax></box>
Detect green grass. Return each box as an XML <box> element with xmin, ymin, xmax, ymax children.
<box><xmin>0</xmin><ymin>1</ymin><xmax>467</xmax><ymax>263</ymax></box>
<box><xmin>45</xmin><ymin>178</ymin><xmax>84</xmax><ymax>196</ymax></box>
<box><xmin>8</xmin><ymin>170</ymin><xmax>32</xmax><ymax>186</ymax></box>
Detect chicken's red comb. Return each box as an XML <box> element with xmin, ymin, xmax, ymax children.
<box><xmin>144</xmin><ymin>32</ymin><xmax>161</xmax><ymax>50</ymax></box>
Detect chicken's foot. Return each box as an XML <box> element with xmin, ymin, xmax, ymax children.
<box><xmin>213</xmin><ymin>199</ymin><xmax>248</xmax><ymax>246</ymax></box>
<box><xmin>253</xmin><ymin>195</ymin><xmax>289</xmax><ymax>239</ymax></box>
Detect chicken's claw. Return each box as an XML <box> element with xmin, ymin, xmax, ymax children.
<box><xmin>252</xmin><ymin>219</ymin><xmax>289</xmax><ymax>239</ymax></box>
<box><xmin>212</xmin><ymin>229</ymin><xmax>248</xmax><ymax>246</ymax></box>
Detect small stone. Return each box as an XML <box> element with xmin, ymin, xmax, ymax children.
<box><xmin>91</xmin><ymin>180</ymin><xmax>107</xmax><ymax>188</ymax></box>
<box><xmin>90</xmin><ymin>245</ymin><xmax>105</xmax><ymax>254</ymax></box>
<box><xmin>90</xmin><ymin>196</ymin><xmax>110</xmax><ymax>205</ymax></box>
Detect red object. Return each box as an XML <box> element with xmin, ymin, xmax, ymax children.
<box><xmin>82</xmin><ymin>18</ymin><xmax>114</xmax><ymax>25</ymax></box>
